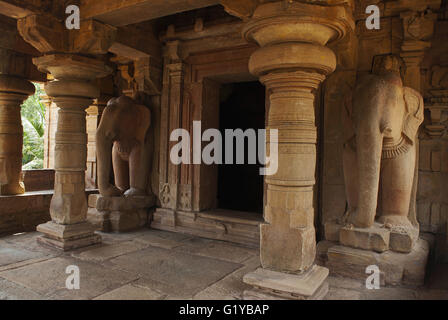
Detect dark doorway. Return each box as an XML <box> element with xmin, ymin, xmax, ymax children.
<box><xmin>217</xmin><ymin>81</ymin><xmax>265</xmax><ymax>214</ymax></box>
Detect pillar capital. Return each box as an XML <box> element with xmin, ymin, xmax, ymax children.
<box><xmin>33</xmin><ymin>54</ymin><xmax>111</xmax><ymax>82</ymax></box>
<box><xmin>243</xmin><ymin>1</ymin><xmax>354</xmax><ymax>48</ymax></box>
<box><xmin>17</xmin><ymin>14</ymin><xmax>116</xmax><ymax>55</ymax></box>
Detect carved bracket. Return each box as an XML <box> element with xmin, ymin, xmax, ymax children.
<box><xmin>17</xmin><ymin>14</ymin><xmax>116</xmax><ymax>55</ymax></box>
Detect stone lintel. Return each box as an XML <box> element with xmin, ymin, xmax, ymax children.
<box><xmin>243</xmin><ymin>265</ymin><xmax>329</xmax><ymax>300</ymax></box>
<box><xmin>36</xmin><ymin>221</ymin><xmax>101</xmax><ymax>251</ymax></box>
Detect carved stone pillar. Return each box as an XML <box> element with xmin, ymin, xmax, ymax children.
<box><xmin>240</xmin><ymin>1</ymin><xmax>353</xmax><ymax>299</ymax></box>
<box><xmin>33</xmin><ymin>54</ymin><xmax>111</xmax><ymax>250</ymax></box>
<box><xmin>18</xmin><ymin>15</ymin><xmax>116</xmax><ymax>250</ymax></box>
<box><xmin>0</xmin><ymin>75</ymin><xmax>34</xmax><ymax>195</ymax></box>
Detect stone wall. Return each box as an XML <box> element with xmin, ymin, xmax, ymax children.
<box><xmin>0</xmin><ymin>190</ymin><xmax>98</xmax><ymax>236</ymax></box>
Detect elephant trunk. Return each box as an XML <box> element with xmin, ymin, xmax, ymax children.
<box><xmin>353</xmin><ymin>120</ymin><xmax>384</xmax><ymax>228</ymax></box>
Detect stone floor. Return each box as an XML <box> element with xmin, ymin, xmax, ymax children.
<box><xmin>0</xmin><ymin>228</ymin><xmax>447</xmax><ymax>300</ymax></box>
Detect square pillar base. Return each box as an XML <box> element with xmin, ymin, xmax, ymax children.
<box><xmin>242</xmin><ymin>265</ymin><xmax>329</xmax><ymax>300</ymax></box>
<box><xmin>36</xmin><ymin>221</ymin><xmax>101</xmax><ymax>251</ymax></box>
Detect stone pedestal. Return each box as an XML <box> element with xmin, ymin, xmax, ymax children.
<box><xmin>0</xmin><ymin>75</ymin><xmax>35</xmax><ymax>195</ymax></box>
<box><xmin>317</xmin><ymin>239</ymin><xmax>429</xmax><ymax>287</ymax></box>
<box><xmin>87</xmin><ymin>194</ymin><xmax>155</xmax><ymax>232</ymax></box>
<box><xmin>239</xmin><ymin>1</ymin><xmax>354</xmax><ymax>299</ymax></box>
<box><xmin>321</xmin><ymin>221</ymin><xmax>427</xmax><ymax>286</ymax></box>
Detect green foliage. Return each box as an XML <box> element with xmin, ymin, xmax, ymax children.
<box><xmin>21</xmin><ymin>83</ymin><xmax>45</xmax><ymax>170</ymax></box>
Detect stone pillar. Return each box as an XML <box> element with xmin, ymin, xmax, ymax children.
<box><xmin>241</xmin><ymin>1</ymin><xmax>353</xmax><ymax>299</ymax></box>
<box><xmin>41</xmin><ymin>89</ymin><xmax>53</xmax><ymax>169</ymax></box>
<box><xmin>33</xmin><ymin>54</ymin><xmax>111</xmax><ymax>250</ymax></box>
<box><xmin>85</xmin><ymin>95</ymin><xmax>109</xmax><ymax>189</ymax></box>
<box><xmin>17</xmin><ymin>15</ymin><xmax>116</xmax><ymax>250</ymax></box>
<box><xmin>0</xmin><ymin>75</ymin><xmax>34</xmax><ymax>195</ymax></box>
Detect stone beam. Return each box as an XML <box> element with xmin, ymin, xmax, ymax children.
<box><xmin>110</xmin><ymin>26</ymin><xmax>161</xmax><ymax>60</ymax></box>
<box><xmin>0</xmin><ymin>15</ymin><xmax>39</xmax><ymax>56</ymax></box>
<box><xmin>81</xmin><ymin>0</ymin><xmax>221</xmax><ymax>27</ymax></box>
<box><xmin>0</xmin><ymin>0</ymin><xmax>39</xmax><ymax>19</ymax></box>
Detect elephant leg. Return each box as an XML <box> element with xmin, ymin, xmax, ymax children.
<box><xmin>124</xmin><ymin>143</ymin><xmax>146</xmax><ymax>197</ymax></box>
<box><xmin>379</xmin><ymin>144</ymin><xmax>415</xmax><ymax>228</ymax></box>
<box><xmin>342</xmin><ymin>143</ymin><xmax>359</xmax><ymax>223</ymax></box>
<box><xmin>112</xmin><ymin>143</ymin><xmax>130</xmax><ymax>193</ymax></box>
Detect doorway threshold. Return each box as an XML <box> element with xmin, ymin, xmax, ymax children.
<box><xmin>151</xmin><ymin>208</ymin><xmax>263</xmax><ymax>248</ymax></box>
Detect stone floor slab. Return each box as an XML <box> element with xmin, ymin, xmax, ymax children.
<box><xmin>0</xmin><ymin>246</ymin><xmax>48</xmax><ymax>267</ymax></box>
<box><xmin>93</xmin><ymin>283</ymin><xmax>165</xmax><ymax>300</ymax></box>
<box><xmin>134</xmin><ymin>233</ymin><xmax>186</xmax><ymax>250</ymax></box>
<box><xmin>0</xmin><ymin>257</ymin><xmax>138</xmax><ymax>299</ymax></box>
<box><xmin>71</xmin><ymin>241</ymin><xmax>148</xmax><ymax>262</ymax></box>
<box><xmin>187</xmin><ymin>241</ymin><xmax>257</xmax><ymax>264</ymax></box>
<box><xmin>0</xmin><ymin>278</ymin><xmax>47</xmax><ymax>300</ymax></box>
<box><xmin>109</xmin><ymin>246</ymin><xmax>241</xmax><ymax>296</ymax></box>
<box><xmin>325</xmin><ymin>287</ymin><xmax>362</xmax><ymax>300</ymax></box>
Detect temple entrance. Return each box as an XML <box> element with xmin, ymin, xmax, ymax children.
<box><xmin>217</xmin><ymin>81</ymin><xmax>266</xmax><ymax>214</ymax></box>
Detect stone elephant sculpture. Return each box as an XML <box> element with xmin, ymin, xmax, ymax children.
<box><xmin>342</xmin><ymin>55</ymin><xmax>424</xmax><ymax>232</ymax></box>
<box><xmin>96</xmin><ymin>93</ymin><xmax>151</xmax><ymax>197</ymax></box>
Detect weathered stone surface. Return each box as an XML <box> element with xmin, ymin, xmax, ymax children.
<box><xmin>324</xmin><ymin>221</ymin><xmax>342</xmax><ymax>242</ymax></box>
<box><xmin>243</xmin><ymin>281</ymin><xmax>329</xmax><ymax>300</ymax></box>
<box><xmin>0</xmin><ymin>278</ymin><xmax>47</xmax><ymax>300</ymax></box>
<box><xmin>109</xmin><ymin>246</ymin><xmax>241</xmax><ymax>296</ymax></box>
<box><xmin>325</xmin><ymin>287</ymin><xmax>362</xmax><ymax>300</ymax></box>
<box><xmin>152</xmin><ymin>209</ymin><xmax>261</xmax><ymax>247</ymax></box>
<box><xmin>326</xmin><ymin>239</ymin><xmax>429</xmax><ymax>287</ymax></box>
<box><xmin>389</xmin><ymin>225</ymin><xmax>419</xmax><ymax>253</ymax></box>
<box><xmin>87</xmin><ymin>194</ymin><xmax>155</xmax><ymax>232</ymax></box>
<box><xmin>0</xmin><ymin>257</ymin><xmax>138</xmax><ymax>299</ymax></box>
<box><xmin>243</xmin><ymin>265</ymin><xmax>329</xmax><ymax>299</ymax></box>
<box><xmin>37</xmin><ymin>221</ymin><xmax>101</xmax><ymax>251</ymax></box>
<box><xmin>180</xmin><ymin>241</ymin><xmax>257</xmax><ymax>264</ymax></box>
<box><xmin>316</xmin><ymin>240</ymin><xmax>338</xmax><ymax>266</ymax></box>
<box><xmin>134</xmin><ymin>231</ymin><xmax>189</xmax><ymax>250</ymax></box>
<box><xmin>0</xmin><ymin>191</ymin><xmax>52</xmax><ymax>236</ymax></box>
<box><xmin>0</xmin><ymin>246</ymin><xmax>47</xmax><ymax>267</ymax></box>
<box><xmin>71</xmin><ymin>241</ymin><xmax>148</xmax><ymax>262</ymax></box>
<box><xmin>339</xmin><ymin>223</ymin><xmax>390</xmax><ymax>253</ymax></box>
<box><xmin>93</xmin><ymin>283</ymin><xmax>165</xmax><ymax>300</ymax></box>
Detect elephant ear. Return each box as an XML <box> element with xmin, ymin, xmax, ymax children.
<box><xmin>403</xmin><ymin>87</ymin><xmax>424</xmax><ymax>144</ymax></box>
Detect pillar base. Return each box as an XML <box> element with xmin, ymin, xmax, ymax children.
<box><xmin>242</xmin><ymin>265</ymin><xmax>329</xmax><ymax>300</ymax></box>
<box><xmin>36</xmin><ymin>221</ymin><xmax>101</xmax><ymax>251</ymax></box>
